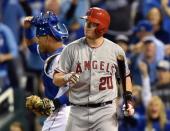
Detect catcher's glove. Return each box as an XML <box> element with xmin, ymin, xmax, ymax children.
<box><xmin>26</xmin><ymin>95</ymin><xmax>55</xmax><ymax>116</ymax></box>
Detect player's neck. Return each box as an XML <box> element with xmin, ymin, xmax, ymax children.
<box><xmin>39</xmin><ymin>41</ymin><xmax>63</xmax><ymax>53</ymax></box>
<box><xmin>48</xmin><ymin>42</ymin><xmax>63</xmax><ymax>52</ymax></box>
<box><xmin>86</xmin><ymin>36</ymin><xmax>104</xmax><ymax>48</ymax></box>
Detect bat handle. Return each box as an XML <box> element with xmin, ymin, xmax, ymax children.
<box><xmin>124</xmin><ymin>95</ymin><xmax>128</xmax><ymax>109</ymax></box>
<box><xmin>124</xmin><ymin>91</ymin><xmax>133</xmax><ymax>109</ymax></box>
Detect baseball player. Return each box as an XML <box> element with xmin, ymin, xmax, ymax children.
<box><xmin>52</xmin><ymin>7</ymin><xmax>135</xmax><ymax>131</ymax></box>
<box><xmin>23</xmin><ymin>12</ymin><xmax>70</xmax><ymax>131</ymax></box>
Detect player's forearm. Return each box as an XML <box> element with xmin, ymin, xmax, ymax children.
<box><xmin>24</xmin><ymin>28</ymin><xmax>37</xmax><ymax>46</ymax></box>
<box><xmin>53</xmin><ymin>72</ymin><xmax>67</xmax><ymax>87</ymax></box>
<box><xmin>126</xmin><ymin>76</ymin><xmax>133</xmax><ymax>92</ymax></box>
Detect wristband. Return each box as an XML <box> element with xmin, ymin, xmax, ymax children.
<box><xmin>25</xmin><ymin>28</ymin><xmax>35</xmax><ymax>39</ymax></box>
<box><xmin>124</xmin><ymin>91</ymin><xmax>134</xmax><ymax>102</ymax></box>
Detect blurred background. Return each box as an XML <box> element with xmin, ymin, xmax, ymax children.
<box><xmin>0</xmin><ymin>0</ymin><xmax>170</xmax><ymax>131</ymax></box>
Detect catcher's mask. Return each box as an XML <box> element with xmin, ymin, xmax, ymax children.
<box><xmin>81</xmin><ymin>7</ymin><xmax>110</xmax><ymax>36</ymax></box>
<box><xmin>31</xmin><ymin>11</ymin><xmax>68</xmax><ymax>41</ymax></box>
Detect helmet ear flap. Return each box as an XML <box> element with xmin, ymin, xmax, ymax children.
<box><xmin>95</xmin><ymin>25</ymin><xmax>105</xmax><ymax>36</ymax></box>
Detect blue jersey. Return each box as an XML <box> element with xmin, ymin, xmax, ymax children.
<box><xmin>28</xmin><ymin>43</ymin><xmax>69</xmax><ymax>105</ymax></box>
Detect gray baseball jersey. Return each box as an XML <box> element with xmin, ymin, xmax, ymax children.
<box><xmin>56</xmin><ymin>37</ymin><xmax>130</xmax><ymax>105</ymax></box>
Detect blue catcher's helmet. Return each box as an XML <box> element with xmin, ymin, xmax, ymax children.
<box><xmin>31</xmin><ymin>11</ymin><xmax>68</xmax><ymax>40</ymax></box>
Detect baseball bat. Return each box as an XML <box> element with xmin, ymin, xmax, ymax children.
<box><xmin>117</xmin><ymin>55</ymin><xmax>128</xmax><ymax>109</ymax></box>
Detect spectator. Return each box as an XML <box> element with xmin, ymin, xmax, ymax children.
<box><xmin>121</xmin><ymin>96</ymin><xmax>170</xmax><ymax>131</ymax></box>
<box><xmin>131</xmin><ymin>20</ymin><xmax>165</xmax><ymax>62</ymax></box>
<box><xmin>161</xmin><ymin>0</ymin><xmax>170</xmax><ymax>34</ymax></box>
<box><xmin>45</xmin><ymin>0</ymin><xmax>78</xmax><ymax>26</ymax></box>
<box><xmin>138</xmin><ymin>61</ymin><xmax>152</xmax><ymax>107</ymax></box>
<box><xmin>72</xmin><ymin>0</ymin><xmax>90</xmax><ymax>26</ymax></box>
<box><xmin>152</xmin><ymin>60</ymin><xmax>170</xmax><ymax>109</ymax></box>
<box><xmin>146</xmin><ymin>7</ymin><xmax>170</xmax><ymax>44</ymax></box>
<box><xmin>44</xmin><ymin>0</ymin><xmax>61</xmax><ymax>15</ymax></box>
<box><xmin>144</xmin><ymin>96</ymin><xmax>170</xmax><ymax>131</ymax></box>
<box><xmin>139</xmin><ymin>59</ymin><xmax>170</xmax><ymax>118</ymax></box>
<box><xmin>65</xmin><ymin>17</ymin><xmax>84</xmax><ymax>44</ymax></box>
<box><xmin>0</xmin><ymin>22</ymin><xmax>18</xmax><ymax>91</ymax></box>
<box><xmin>27</xmin><ymin>0</ymin><xmax>44</xmax><ymax>16</ymax></box>
<box><xmin>130</xmin><ymin>39</ymin><xmax>158</xmax><ymax>86</ymax></box>
<box><xmin>141</xmin><ymin>40</ymin><xmax>158</xmax><ymax>86</ymax></box>
<box><xmin>2</xmin><ymin>0</ymin><xmax>25</xmax><ymax>44</ymax></box>
<box><xmin>103</xmin><ymin>0</ymin><xmax>136</xmax><ymax>41</ymax></box>
<box><xmin>115</xmin><ymin>34</ymin><xmax>131</xmax><ymax>58</ymax></box>
<box><xmin>134</xmin><ymin>0</ymin><xmax>160</xmax><ymax>22</ymax></box>
<box><xmin>134</xmin><ymin>0</ymin><xmax>170</xmax><ymax>35</ymax></box>
<box><xmin>107</xmin><ymin>0</ymin><xmax>135</xmax><ymax>32</ymax></box>
<box><xmin>133</xmin><ymin>85</ymin><xmax>145</xmax><ymax>116</ymax></box>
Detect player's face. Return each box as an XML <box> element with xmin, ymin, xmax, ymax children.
<box><xmin>37</xmin><ymin>35</ymin><xmax>60</xmax><ymax>53</ymax></box>
<box><xmin>84</xmin><ymin>20</ymin><xmax>98</xmax><ymax>39</ymax></box>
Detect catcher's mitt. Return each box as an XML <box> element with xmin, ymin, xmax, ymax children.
<box><xmin>26</xmin><ymin>95</ymin><xmax>55</xmax><ymax>116</ymax></box>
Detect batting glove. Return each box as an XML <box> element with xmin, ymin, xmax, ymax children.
<box><xmin>122</xmin><ymin>91</ymin><xmax>135</xmax><ymax>117</ymax></box>
<box><xmin>64</xmin><ymin>72</ymin><xmax>80</xmax><ymax>86</ymax></box>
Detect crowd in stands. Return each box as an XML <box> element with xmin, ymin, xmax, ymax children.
<box><xmin>0</xmin><ymin>0</ymin><xmax>170</xmax><ymax>131</ymax></box>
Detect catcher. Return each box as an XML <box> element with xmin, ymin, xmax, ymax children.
<box><xmin>23</xmin><ymin>11</ymin><xmax>70</xmax><ymax>131</ymax></box>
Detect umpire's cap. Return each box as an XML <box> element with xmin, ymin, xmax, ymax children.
<box><xmin>81</xmin><ymin>7</ymin><xmax>110</xmax><ymax>36</ymax></box>
<box><xmin>31</xmin><ymin>11</ymin><xmax>68</xmax><ymax>40</ymax></box>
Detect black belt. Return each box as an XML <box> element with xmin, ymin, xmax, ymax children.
<box><xmin>70</xmin><ymin>101</ymin><xmax>113</xmax><ymax>108</ymax></box>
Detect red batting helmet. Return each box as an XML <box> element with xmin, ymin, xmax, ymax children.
<box><xmin>81</xmin><ymin>7</ymin><xmax>110</xmax><ymax>36</ymax></box>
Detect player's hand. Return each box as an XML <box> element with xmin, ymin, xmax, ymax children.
<box><xmin>122</xmin><ymin>91</ymin><xmax>135</xmax><ymax>117</ymax></box>
<box><xmin>122</xmin><ymin>102</ymin><xmax>135</xmax><ymax>117</ymax></box>
<box><xmin>64</xmin><ymin>72</ymin><xmax>80</xmax><ymax>87</ymax></box>
<box><xmin>23</xmin><ymin>16</ymin><xmax>33</xmax><ymax>29</ymax></box>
